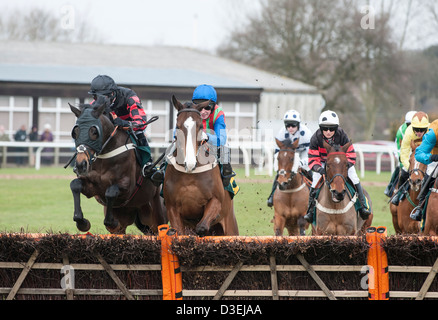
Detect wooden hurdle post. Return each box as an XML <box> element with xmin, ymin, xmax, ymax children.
<box><xmin>158</xmin><ymin>224</ymin><xmax>183</xmax><ymax>300</ymax></box>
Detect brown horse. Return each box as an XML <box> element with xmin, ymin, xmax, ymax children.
<box><xmin>69</xmin><ymin>99</ymin><xmax>166</xmax><ymax>234</ymax></box>
<box><xmin>163</xmin><ymin>95</ymin><xmax>238</xmax><ymax>236</ymax></box>
<box><xmin>424</xmin><ymin>177</ymin><xmax>438</xmax><ymax>235</ymax></box>
<box><xmin>313</xmin><ymin>141</ymin><xmax>373</xmax><ymax>235</ymax></box>
<box><xmin>272</xmin><ymin>138</ymin><xmax>310</xmax><ymax>236</ymax></box>
<box><xmin>390</xmin><ymin>140</ymin><xmax>424</xmax><ymax>234</ymax></box>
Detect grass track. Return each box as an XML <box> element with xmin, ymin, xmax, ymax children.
<box><xmin>0</xmin><ymin>166</ymin><xmax>394</xmax><ymax>235</ymax></box>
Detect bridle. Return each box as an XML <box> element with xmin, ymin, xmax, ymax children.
<box><xmin>276</xmin><ymin>148</ymin><xmax>301</xmax><ymax>190</ymax></box>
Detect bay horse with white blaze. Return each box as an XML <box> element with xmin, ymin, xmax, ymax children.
<box><xmin>272</xmin><ymin>138</ymin><xmax>309</xmax><ymax>236</ymax></box>
<box><xmin>68</xmin><ymin>98</ymin><xmax>166</xmax><ymax>234</ymax></box>
<box><xmin>390</xmin><ymin>140</ymin><xmax>423</xmax><ymax>234</ymax></box>
<box><xmin>313</xmin><ymin>141</ymin><xmax>373</xmax><ymax>235</ymax></box>
<box><xmin>163</xmin><ymin>95</ymin><xmax>239</xmax><ymax>236</ymax></box>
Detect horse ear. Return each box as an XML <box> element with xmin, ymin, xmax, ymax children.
<box><xmin>275</xmin><ymin>138</ymin><xmax>284</xmax><ymax>149</ymax></box>
<box><xmin>92</xmin><ymin>102</ymin><xmax>106</xmax><ymax>118</ymax></box>
<box><xmin>323</xmin><ymin>140</ymin><xmax>332</xmax><ymax>154</ymax></box>
<box><xmin>292</xmin><ymin>138</ymin><xmax>299</xmax><ymax>149</ymax></box>
<box><xmin>341</xmin><ymin>141</ymin><xmax>352</xmax><ymax>153</ymax></box>
<box><xmin>69</xmin><ymin>103</ymin><xmax>81</xmax><ymax>118</ymax></box>
<box><xmin>172</xmin><ymin>95</ymin><xmax>184</xmax><ymax>111</ymax></box>
<box><xmin>195</xmin><ymin>100</ymin><xmax>211</xmax><ymax>112</ymax></box>
<box><xmin>410</xmin><ymin>139</ymin><xmax>417</xmax><ymax>151</ymax></box>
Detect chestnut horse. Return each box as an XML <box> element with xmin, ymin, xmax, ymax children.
<box><xmin>390</xmin><ymin>140</ymin><xmax>424</xmax><ymax>234</ymax></box>
<box><xmin>68</xmin><ymin>99</ymin><xmax>166</xmax><ymax>234</ymax></box>
<box><xmin>163</xmin><ymin>95</ymin><xmax>238</xmax><ymax>236</ymax></box>
<box><xmin>272</xmin><ymin>138</ymin><xmax>309</xmax><ymax>236</ymax></box>
<box><xmin>424</xmin><ymin>175</ymin><xmax>438</xmax><ymax>235</ymax></box>
<box><xmin>313</xmin><ymin>142</ymin><xmax>373</xmax><ymax>235</ymax></box>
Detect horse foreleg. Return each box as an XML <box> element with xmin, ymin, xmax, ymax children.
<box><xmin>104</xmin><ymin>184</ymin><xmax>120</xmax><ymax>231</ymax></box>
<box><xmin>196</xmin><ymin>198</ymin><xmax>222</xmax><ymax>236</ymax></box>
<box><xmin>70</xmin><ymin>179</ymin><xmax>91</xmax><ymax>232</ymax></box>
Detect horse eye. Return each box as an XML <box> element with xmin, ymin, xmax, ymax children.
<box><xmin>71</xmin><ymin>126</ymin><xmax>79</xmax><ymax>139</ymax></box>
<box><xmin>89</xmin><ymin>126</ymin><xmax>99</xmax><ymax>140</ymax></box>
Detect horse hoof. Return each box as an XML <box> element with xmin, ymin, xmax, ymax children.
<box><xmin>76</xmin><ymin>219</ymin><xmax>91</xmax><ymax>232</ymax></box>
<box><xmin>104</xmin><ymin>218</ymin><xmax>119</xmax><ymax>230</ymax></box>
<box><xmin>196</xmin><ymin>225</ymin><xmax>208</xmax><ymax>237</ymax></box>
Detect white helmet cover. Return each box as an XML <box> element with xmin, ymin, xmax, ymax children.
<box><xmin>319</xmin><ymin>110</ymin><xmax>339</xmax><ymax>126</ymax></box>
<box><xmin>405</xmin><ymin>110</ymin><xmax>417</xmax><ymax>124</ymax></box>
<box><xmin>283</xmin><ymin>110</ymin><xmax>301</xmax><ymax>123</ymax></box>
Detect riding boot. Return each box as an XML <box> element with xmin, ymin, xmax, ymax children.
<box><xmin>391</xmin><ymin>169</ymin><xmax>409</xmax><ymax>206</ymax></box>
<box><xmin>267</xmin><ymin>176</ymin><xmax>279</xmax><ymax>207</ymax></box>
<box><xmin>304</xmin><ymin>187</ymin><xmax>317</xmax><ymax>223</ymax></box>
<box><xmin>410</xmin><ymin>175</ymin><xmax>434</xmax><ymax>221</ymax></box>
<box><xmin>355</xmin><ymin>183</ymin><xmax>371</xmax><ymax>220</ymax></box>
<box><xmin>384</xmin><ymin>166</ymin><xmax>400</xmax><ymax>197</ymax></box>
<box><xmin>222</xmin><ymin>163</ymin><xmax>236</xmax><ymax>187</ymax></box>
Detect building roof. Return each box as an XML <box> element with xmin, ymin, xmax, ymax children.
<box><xmin>0</xmin><ymin>41</ymin><xmax>318</xmax><ymax>93</ymax></box>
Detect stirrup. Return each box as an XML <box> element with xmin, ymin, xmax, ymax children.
<box><xmin>142</xmin><ymin>162</ymin><xmax>155</xmax><ymax>177</ymax></box>
<box><xmin>410</xmin><ymin>207</ymin><xmax>422</xmax><ymax>221</ymax></box>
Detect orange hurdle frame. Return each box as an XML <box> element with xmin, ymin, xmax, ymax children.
<box><xmin>366</xmin><ymin>226</ymin><xmax>389</xmax><ymax>300</ymax></box>
<box><xmin>158</xmin><ymin>224</ymin><xmax>183</xmax><ymax>300</ymax></box>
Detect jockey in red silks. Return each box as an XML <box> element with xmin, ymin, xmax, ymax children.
<box><xmin>303</xmin><ymin>110</ymin><xmax>371</xmax><ymax>223</ymax></box>
<box><xmin>88</xmin><ymin>75</ymin><xmax>153</xmax><ymax>176</ymax></box>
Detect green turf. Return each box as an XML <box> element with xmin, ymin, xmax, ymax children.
<box><xmin>0</xmin><ymin>166</ymin><xmax>394</xmax><ymax>235</ymax></box>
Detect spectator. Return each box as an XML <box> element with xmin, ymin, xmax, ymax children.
<box><xmin>0</xmin><ymin>125</ymin><xmax>9</xmax><ymax>168</ymax></box>
<box><xmin>40</xmin><ymin>124</ymin><xmax>54</xmax><ymax>165</ymax></box>
<box><xmin>14</xmin><ymin>125</ymin><xmax>27</xmax><ymax>165</ymax></box>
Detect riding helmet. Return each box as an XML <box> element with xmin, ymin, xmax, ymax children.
<box><xmin>192</xmin><ymin>84</ymin><xmax>217</xmax><ymax>102</ymax></box>
<box><xmin>319</xmin><ymin>110</ymin><xmax>339</xmax><ymax>126</ymax></box>
<box><xmin>404</xmin><ymin>110</ymin><xmax>417</xmax><ymax>124</ymax></box>
<box><xmin>411</xmin><ymin>111</ymin><xmax>429</xmax><ymax>128</ymax></box>
<box><xmin>88</xmin><ymin>75</ymin><xmax>118</xmax><ymax>95</ymax></box>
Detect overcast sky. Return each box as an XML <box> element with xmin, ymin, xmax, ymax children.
<box><xmin>1</xmin><ymin>0</ymin><xmax>437</xmax><ymax>52</ymax></box>
<box><xmin>0</xmin><ymin>0</ymin><xmax>258</xmax><ymax>52</ymax></box>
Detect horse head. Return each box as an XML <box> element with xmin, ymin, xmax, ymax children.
<box><xmin>324</xmin><ymin>141</ymin><xmax>350</xmax><ymax>203</ymax></box>
<box><xmin>275</xmin><ymin>138</ymin><xmax>299</xmax><ymax>190</ymax></box>
<box><xmin>172</xmin><ymin>95</ymin><xmax>212</xmax><ymax>173</ymax></box>
<box><xmin>408</xmin><ymin>139</ymin><xmax>426</xmax><ymax>192</ymax></box>
<box><xmin>69</xmin><ymin>96</ymin><xmax>114</xmax><ymax>176</ymax></box>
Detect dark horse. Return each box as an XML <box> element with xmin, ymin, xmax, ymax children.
<box><xmin>313</xmin><ymin>141</ymin><xmax>373</xmax><ymax>235</ymax></box>
<box><xmin>68</xmin><ymin>98</ymin><xmax>166</xmax><ymax>234</ymax></box>
<box><xmin>163</xmin><ymin>95</ymin><xmax>239</xmax><ymax>236</ymax></box>
<box><xmin>272</xmin><ymin>138</ymin><xmax>309</xmax><ymax>236</ymax></box>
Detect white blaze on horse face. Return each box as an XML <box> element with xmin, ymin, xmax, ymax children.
<box><xmin>334</xmin><ymin>157</ymin><xmax>341</xmax><ymax>164</ymax></box>
<box><xmin>292</xmin><ymin>151</ymin><xmax>300</xmax><ymax>173</ymax></box>
<box><xmin>184</xmin><ymin>116</ymin><xmax>197</xmax><ymax>172</ymax></box>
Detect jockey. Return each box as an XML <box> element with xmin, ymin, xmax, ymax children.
<box><xmin>303</xmin><ymin>110</ymin><xmax>371</xmax><ymax>223</ymax></box>
<box><xmin>88</xmin><ymin>75</ymin><xmax>153</xmax><ymax>175</ymax></box>
<box><xmin>391</xmin><ymin>111</ymin><xmax>430</xmax><ymax>206</ymax></box>
<box><xmin>152</xmin><ymin>84</ymin><xmax>235</xmax><ymax>187</ymax></box>
<box><xmin>266</xmin><ymin>109</ymin><xmax>313</xmax><ymax>207</ymax></box>
<box><xmin>385</xmin><ymin>110</ymin><xmax>417</xmax><ymax>197</ymax></box>
<box><xmin>411</xmin><ymin>116</ymin><xmax>438</xmax><ymax>221</ymax></box>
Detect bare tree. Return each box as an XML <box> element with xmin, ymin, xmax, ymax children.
<box><xmin>0</xmin><ymin>7</ymin><xmax>100</xmax><ymax>43</ymax></box>
<box><xmin>218</xmin><ymin>0</ymin><xmax>410</xmax><ymax>140</ymax></box>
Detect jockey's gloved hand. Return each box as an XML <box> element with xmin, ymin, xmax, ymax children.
<box><xmin>113</xmin><ymin>117</ymin><xmax>129</xmax><ymax>127</ymax></box>
<box><xmin>430</xmin><ymin>154</ymin><xmax>438</xmax><ymax>162</ymax></box>
<box><xmin>313</xmin><ymin>165</ymin><xmax>325</xmax><ymax>175</ymax></box>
